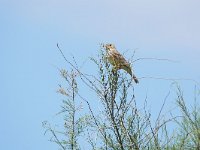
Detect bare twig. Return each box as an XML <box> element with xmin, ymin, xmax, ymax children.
<box><xmin>139</xmin><ymin>76</ymin><xmax>200</xmax><ymax>86</ymax></box>
<box><xmin>133</xmin><ymin>57</ymin><xmax>179</xmax><ymax>63</ymax></box>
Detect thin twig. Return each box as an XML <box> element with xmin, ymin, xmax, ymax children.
<box><xmin>155</xmin><ymin>92</ymin><xmax>170</xmax><ymax>127</ymax></box>
<box><xmin>139</xmin><ymin>76</ymin><xmax>200</xmax><ymax>86</ymax></box>
<box><xmin>133</xmin><ymin>57</ymin><xmax>179</xmax><ymax>63</ymax></box>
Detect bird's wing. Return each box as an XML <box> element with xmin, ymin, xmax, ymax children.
<box><xmin>111</xmin><ymin>49</ymin><xmax>128</xmax><ymax>64</ymax></box>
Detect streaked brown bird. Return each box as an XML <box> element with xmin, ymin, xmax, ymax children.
<box><xmin>104</xmin><ymin>43</ymin><xmax>139</xmax><ymax>84</ymax></box>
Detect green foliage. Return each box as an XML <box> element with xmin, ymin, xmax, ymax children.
<box><xmin>43</xmin><ymin>70</ymin><xmax>91</xmax><ymax>150</ymax></box>
<box><xmin>44</xmin><ymin>46</ymin><xmax>200</xmax><ymax>150</ymax></box>
<box><xmin>174</xmin><ymin>86</ymin><xmax>200</xmax><ymax>150</ymax></box>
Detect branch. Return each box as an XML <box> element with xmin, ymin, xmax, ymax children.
<box><xmin>133</xmin><ymin>57</ymin><xmax>179</xmax><ymax>63</ymax></box>
<box><xmin>139</xmin><ymin>76</ymin><xmax>200</xmax><ymax>86</ymax></box>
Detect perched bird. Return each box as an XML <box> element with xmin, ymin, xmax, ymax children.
<box><xmin>104</xmin><ymin>43</ymin><xmax>139</xmax><ymax>84</ymax></box>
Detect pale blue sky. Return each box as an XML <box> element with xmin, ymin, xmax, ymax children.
<box><xmin>1</xmin><ymin>0</ymin><xmax>200</xmax><ymax>149</ymax></box>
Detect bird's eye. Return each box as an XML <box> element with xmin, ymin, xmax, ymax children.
<box><xmin>109</xmin><ymin>44</ymin><xmax>112</xmax><ymax>46</ymax></box>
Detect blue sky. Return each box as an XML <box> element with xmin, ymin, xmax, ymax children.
<box><xmin>1</xmin><ymin>0</ymin><xmax>200</xmax><ymax>149</ymax></box>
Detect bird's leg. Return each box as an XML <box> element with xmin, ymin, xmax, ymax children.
<box><xmin>111</xmin><ymin>66</ymin><xmax>118</xmax><ymax>75</ymax></box>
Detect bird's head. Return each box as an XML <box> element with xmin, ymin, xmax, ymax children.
<box><xmin>103</xmin><ymin>43</ymin><xmax>116</xmax><ymax>51</ymax></box>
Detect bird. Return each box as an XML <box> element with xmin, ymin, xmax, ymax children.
<box><xmin>103</xmin><ymin>43</ymin><xmax>139</xmax><ymax>84</ymax></box>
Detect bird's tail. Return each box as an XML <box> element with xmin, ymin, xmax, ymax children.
<box><xmin>132</xmin><ymin>75</ymin><xmax>139</xmax><ymax>84</ymax></box>
<box><xmin>121</xmin><ymin>65</ymin><xmax>139</xmax><ymax>84</ymax></box>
